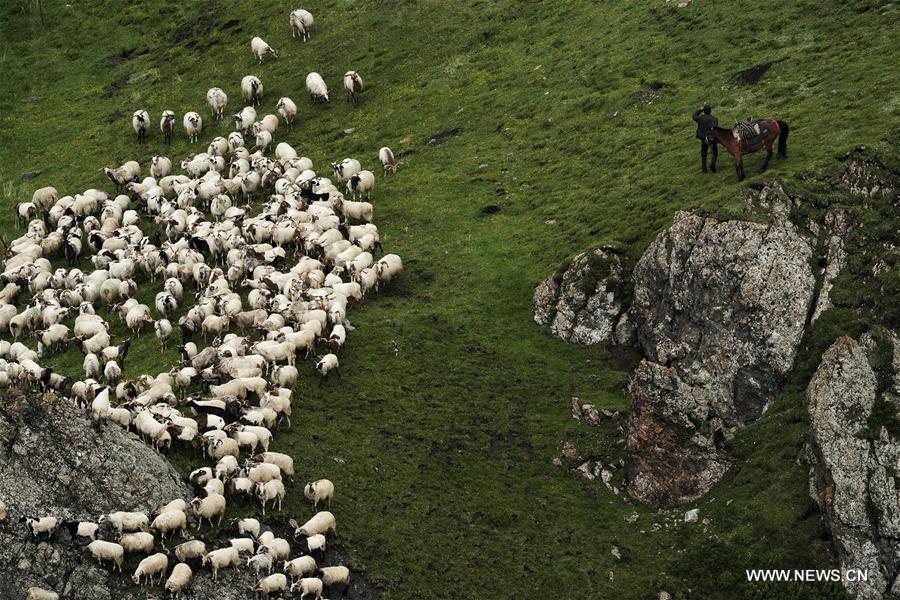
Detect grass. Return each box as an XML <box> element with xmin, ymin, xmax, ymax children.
<box><xmin>1</xmin><ymin>0</ymin><xmax>898</xmax><ymax>597</ymax></box>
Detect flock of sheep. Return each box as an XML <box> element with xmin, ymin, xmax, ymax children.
<box><xmin>3</xmin><ymin>7</ymin><xmax>402</xmax><ymax>599</ymax></box>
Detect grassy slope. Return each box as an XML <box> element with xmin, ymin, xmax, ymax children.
<box><xmin>1</xmin><ymin>0</ymin><xmax>898</xmax><ymax>597</ymax></box>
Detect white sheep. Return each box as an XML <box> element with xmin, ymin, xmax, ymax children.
<box><xmin>31</xmin><ymin>186</ymin><xmax>59</xmax><ymax>212</ymax></box>
<box><xmin>26</xmin><ymin>588</ymin><xmax>59</xmax><ymax>600</ymax></box>
<box><xmin>132</xmin><ymin>110</ymin><xmax>149</xmax><ymax>143</ymax></box>
<box><xmin>248</xmin><ymin>551</ymin><xmax>274</xmax><ymax>576</ymax></box>
<box><xmin>191</xmin><ymin>494</ymin><xmax>226</xmax><ymax>528</ymax></box>
<box><xmin>174</xmin><ymin>539</ymin><xmax>206</xmax><ymax>563</ymax></box>
<box><xmin>84</xmin><ymin>540</ymin><xmax>125</xmax><ymax>571</ymax></box>
<box><xmin>234</xmin><ymin>105</ymin><xmax>258</xmax><ymax>132</ymax></box>
<box><xmin>155</xmin><ymin>319</ymin><xmax>172</xmax><ymax>352</ymax></box>
<box><xmin>376</xmin><ymin>253</ymin><xmax>403</xmax><ymax>286</ymax></box>
<box><xmin>305</xmin><ymin>72</ymin><xmax>329</xmax><ymax>103</ymax></box>
<box><xmin>22</xmin><ymin>516</ymin><xmax>58</xmax><ymax>539</ymax></box>
<box><xmin>242</xmin><ymin>75</ymin><xmax>264</xmax><ymax>106</ymax></box>
<box><xmin>251</xmin><ymin>37</ymin><xmax>278</xmax><ymax>64</ymax></box>
<box><xmin>331</xmin><ymin>158</ymin><xmax>361</xmax><ymax>182</ymax></box>
<box><xmin>255</xmin><ymin>573</ymin><xmax>288</xmax><ymax>598</ymax></box>
<box><xmin>284</xmin><ymin>555</ymin><xmax>317</xmax><ymax>580</ymax></box>
<box><xmin>120</xmin><ymin>531</ymin><xmax>155</xmax><ymax>554</ymax></box>
<box><xmin>149</xmin><ymin>510</ymin><xmax>186</xmax><ymax>540</ymax></box>
<box><xmin>291</xmin><ymin>577</ymin><xmax>323</xmax><ymax>600</ymax></box>
<box><xmin>290</xmin><ymin>9</ymin><xmax>314</xmax><ymax>41</ymax></box>
<box><xmin>260</xmin><ymin>537</ymin><xmax>291</xmax><ymax>561</ymax></box>
<box><xmin>99</xmin><ymin>511</ymin><xmax>148</xmax><ymax>533</ymax></box>
<box><xmin>202</xmin><ymin>546</ymin><xmax>240</xmax><ymax>581</ymax></box>
<box><xmin>303</xmin><ymin>479</ymin><xmax>334</xmax><ymax>511</ymax></box>
<box><xmin>160</xmin><ymin>110</ymin><xmax>176</xmax><ymax>144</ymax></box>
<box><xmin>343</xmin><ymin>71</ymin><xmax>363</xmax><ymax>102</ymax></box>
<box><xmin>132</xmin><ymin>552</ymin><xmax>168</xmax><ymax>585</ymax></box>
<box><xmin>379</xmin><ymin>146</ymin><xmax>397</xmax><ymax>175</ymax></box>
<box><xmin>206</xmin><ymin>87</ymin><xmax>228</xmax><ymax>121</ymax></box>
<box><xmin>275</xmin><ymin>97</ymin><xmax>297</xmax><ymax>127</ymax></box>
<box><xmin>320</xmin><ymin>565</ymin><xmax>351</xmax><ymax>588</ymax></box>
<box><xmin>315</xmin><ymin>353</ymin><xmax>339</xmax><ymax>380</ymax></box>
<box><xmin>294</xmin><ymin>511</ymin><xmax>336</xmax><ymax>537</ymax></box>
<box><xmin>229</xmin><ymin>536</ymin><xmax>256</xmax><ymax>555</ymax></box>
<box><xmin>255</xmin><ymin>479</ymin><xmax>285</xmax><ymax>515</ymax></box>
<box><xmin>150</xmin><ymin>155</ymin><xmax>172</xmax><ymax>179</ymax></box>
<box><xmin>236</xmin><ymin>517</ymin><xmax>261</xmax><ymax>539</ymax></box>
<box><xmin>104</xmin><ymin>360</ymin><xmax>121</xmax><ymax>385</ymax></box>
<box><xmin>183</xmin><ymin>112</ymin><xmax>202</xmax><ymax>143</ymax></box>
<box><xmin>347</xmin><ymin>170</ymin><xmax>375</xmax><ymax>200</ymax></box>
<box><xmin>165</xmin><ymin>562</ymin><xmax>193</xmax><ymax>598</ymax></box>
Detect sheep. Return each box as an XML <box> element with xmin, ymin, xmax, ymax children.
<box><xmin>183</xmin><ymin>112</ymin><xmax>202</xmax><ymax>143</ymax></box>
<box><xmin>247</xmin><ymin>461</ymin><xmax>282</xmax><ymax>484</ymax></box>
<box><xmin>84</xmin><ymin>540</ymin><xmax>124</xmax><ymax>571</ymax></box>
<box><xmin>251</xmin><ymin>37</ymin><xmax>278</xmax><ymax>64</ymax></box>
<box><xmin>259</xmin><ymin>537</ymin><xmax>290</xmax><ymax>561</ymax></box>
<box><xmin>160</xmin><ymin>110</ymin><xmax>176</xmax><ymax>145</ymax></box>
<box><xmin>379</xmin><ymin>146</ymin><xmax>397</xmax><ymax>175</ymax></box>
<box><xmin>293</xmin><ymin>511</ymin><xmax>336</xmax><ymax>537</ymax></box>
<box><xmin>104</xmin><ymin>360</ymin><xmax>121</xmax><ymax>385</ymax></box>
<box><xmin>294</xmin><ymin>533</ymin><xmax>326</xmax><ymax>555</ymax></box>
<box><xmin>120</xmin><ymin>531</ymin><xmax>156</xmax><ymax>554</ymax></box>
<box><xmin>0</xmin><ymin>500</ymin><xmax>6</xmax><ymax>530</ymax></box>
<box><xmin>190</xmin><ymin>467</ymin><xmax>214</xmax><ymax>487</ymax></box>
<box><xmin>229</xmin><ymin>536</ymin><xmax>256</xmax><ymax>555</ymax></box>
<box><xmin>99</xmin><ymin>511</ymin><xmax>148</xmax><ymax>533</ymax></box>
<box><xmin>248</xmin><ymin>550</ymin><xmax>274</xmax><ymax>576</ymax></box>
<box><xmin>303</xmin><ymin>479</ymin><xmax>334</xmax><ymax>511</ymax></box>
<box><xmin>31</xmin><ymin>186</ymin><xmax>59</xmax><ymax>212</ymax></box>
<box><xmin>320</xmin><ymin>565</ymin><xmax>351</xmax><ymax>589</ymax></box>
<box><xmin>347</xmin><ymin>170</ymin><xmax>375</xmax><ymax>200</ymax></box>
<box><xmin>284</xmin><ymin>555</ymin><xmax>317</xmax><ymax>580</ymax></box>
<box><xmin>315</xmin><ymin>353</ymin><xmax>340</xmax><ymax>380</ymax></box>
<box><xmin>236</xmin><ymin>517</ymin><xmax>261</xmax><ymax>539</ymax></box>
<box><xmin>335</xmin><ymin>197</ymin><xmax>374</xmax><ymax>222</ymax></box>
<box><xmin>133</xmin><ymin>109</ymin><xmax>150</xmax><ymax>143</ymax></box>
<box><xmin>206</xmin><ymin>87</ymin><xmax>228</xmax><ymax>121</ymax></box>
<box><xmin>255</xmin><ymin>573</ymin><xmax>288</xmax><ymax>598</ymax></box>
<box><xmin>202</xmin><ymin>546</ymin><xmax>240</xmax><ymax>581</ymax></box>
<box><xmin>234</xmin><ymin>105</ymin><xmax>258</xmax><ymax>132</ymax></box>
<box><xmin>165</xmin><ymin>562</ymin><xmax>193</xmax><ymax>598</ymax></box>
<box><xmin>150</xmin><ymin>155</ymin><xmax>172</xmax><ymax>178</ymax></box>
<box><xmin>191</xmin><ymin>493</ymin><xmax>226</xmax><ymax>528</ymax></box>
<box><xmin>242</xmin><ymin>75</ymin><xmax>264</xmax><ymax>106</ymax></box>
<box><xmin>174</xmin><ymin>539</ymin><xmax>206</xmax><ymax>563</ymax></box>
<box><xmin>343</xmin><ymin>71</ymin><xmax>363</xmax><ymax>102</ymax></box>
<box><xmin>255</xmin><ymin>479</ymin><xmax>285</xmax><ymax>515</ymax></box>
<box><xmin>290</xmin><ymin>9</ymin><xmax>314</xmax><ymax>41</ymax></box>
<box><xmin>155</xmin><ymin>319</ymin><xmax>172</xmax><ymax>352</ymax></box>
<box><xmin>132</xmin><ymin>552</ymin><xmax>168</xmax><ymax>585</ymax></box>
<box><xmin>291</xmin><ymin>577</ymin><xmax>324</xmax><ymax>600</ymax></box>
<box><xmin>26</xmin><ymin>588</ymin><xmax>59</xmax><ymax>600</ymax></box>
<box><xmin>107</xmin><ymin>406</ymin><xmax>132</xmax><ymax>427</ymax></box>
<box><xmin>375</xmin><ymin>253</ymin><xmax>403</xmax><ymax>286</ymax></box>
<box><xmin>21</xmin><ymin>516</ymin><xmax>58</xmax><ymax>540</ymax></box>
<box><xmin>331</xmin><ymin>158</ymin><xmax>361</xmax><ymax>183</ymax></box>
<box><xmin>305</xmin><ymin>72</ymin><xmax>329</xmax><ymax>103</ymax></box>
<box><xmin>275</xmin><ymin>97</ymin><xmax>297</xmax><ymax>128</ymax></box>
<box><xmin>216</xmin><ymin>454</ymin><xmax>240</xmax><ymax>480</ymax></box>
<box><xmin>150</xmin><ymin>509</ymin><xmax>187</xmax><ymax>540</ymax></box>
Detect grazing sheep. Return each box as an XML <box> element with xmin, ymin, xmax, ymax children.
<box><xmin>292</xmin><ymin>511</ymin><xmax>336</xmax><ymax>537</ymax></box>
<box><xmin>31</xmin><ymin>186</ymin><xmax>59</xmax><ymax>212</ymax></box>
<box><xmin>242</xmin><ymin>75</ymin><xmax>264</xmax><ymax>107</ymax></box>
<box><xmin>149</xmin><ymin>510</ymin><xmax>186</xmax><ymax>540</ymax></box>
<box><xmin>132</xmin><ymin>552</ymin><xmax>168</xmax><ymax>585</ymax></box>
<box><xmin>343</xmin><ymin>71</ymin><xmax>363</xmax><ymax>102</ymax></box>
<box><xmin>347</xmin><ymin>170</ymin><xmax>375</xmax><ymax>200</ymax></box>
<box><xmin>320</xmin><ymin>565</ymin><xmax>351</xmax><ymax>589</ymax></box>
<box><xmin>165</xmin><ymin>562</ymin><xmax>193</xmax><ymax>598</ymax></box>
<box><xmin>291</xmin><ymin>577</ymin><xmax>324</xmax><ymax>600</ymax></box>
<box><xmin>276</xmin><ymin>97</ymin><xmax>297</xmax><ymax>127</ymax></box>
<box><xmin>132</xmin><ymin>110</ymin><xmax>149</xmax><ymax>143</ymax></box>
<box><xmin>284</xmin><ymin>555</ymin><xmax>317</xmax><ymax>580</ymax></box>
<box><xmin>183</xmin><ymin>112</ymin><xmax>202</xmax><ymax>143</ymax></box>
<box><xmin>120</xmin><ymin>531</ymin><xmax>155</xmax><ymax>554</ymax></box>
<box><xmin>202</xmin><ymin>546</ymin><xmax>240</xmax><ymax>581</ymax></box>
<box><xmin>251</xmin><ymin>37</ymin><xmax>278</xmax><ymax>64</ymax></box>
<box><xmin>259</xmin><ymin>537</ymin><xmax>290</xmax><ymax>561</ymax></box>
<box><xmin>290</xmin><ymin>9</ymin><xmax>314</xmax><ymax>41</ymax></box>
<box><xmin>315</xmin><ymin>354</ymin><xmax>339</xmax><ymax>380</ymax></box>
<box><xmin>294</xmin><ymin>533</ymin><xmax>326</xmax><ymax>555</ymax></box>
<box><xmin>234</xmin><ymin>105</ymin><xmax>258</xmax><ymax>132</ymax></box>
<box><xmin>375</xmin><ymin>253</ymin><xmax>403</xmax><ymax>286</ymax></box>
<box><xmin>305</xmin><ymin>72</ymin><xmax>329</xmax><ymax>103</ymax></box>
<box><xmin>99</xmin><ymin>511</ymin><xmax>148</xmax><ymax>533</ymax></box>
<box><xmin>206</xmin><ymin>87</ymin><xmax>228</xmax><ymax>121</ymax></box>
<box><xmin>26</xmin><ymin>588</ymin><xmax>59</xmax><ymax>600</ymax></box>
<box><xmin>160</xmin><ymin>110</ymin><xmax>176</xmax><ymax>145</ymax></box>
<box><xmin>229</xmin><ymin>536</ymin><xmax>256</xmax><ymax>555</ymax></box>
<box><xmin>330</xmin><ymin>158</ymin><xmax>361</xmax><ymax>183</ymax></box>
<box><xmin>379</xmin><ymin>146</ymin><xmax>397</xmax><ymax>175</ymax></box>
<box><xmin>303</xmin><ymin>479</ymin><xmax>334</xmax><ymax>511</ymax></box>
<box><xmin>21</xmin><ymin>516</ymin><xmax>58</xmax><ymax>540</ymax></box>
<box><xmin>174</xmin><ymin>539</ymin><xmax>206</xmax><ymax>563</ymax></box>
<box><xmin>191</xmin><ymin>494</ymin><xmax>226</xmax><ymax>529</ymax></box>
<box><xmin>84</xmin><ymin>540</ymin><xmax>125</xmax><ymax>571</ymax></box>
<box><xmin>236</xmin><ymin>517</ymin><xmax>261</xmax><ymax>539</ymax></box>
<box><xmin>255</xmin><ymin>573</ymin><xmax>288</xmax><ymax>598</ymax></box>
<box><xmin>248</xmin><ymin>551</ymin><xmax>274</xmax><ymax>576</ymax></box>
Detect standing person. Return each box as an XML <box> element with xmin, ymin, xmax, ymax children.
<box><xmin>692</xmin><ymin>103</ymin><xmax>718</xmax><ymax>173</ymax></box>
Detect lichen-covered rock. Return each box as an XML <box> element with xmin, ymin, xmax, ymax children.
<box><xmin>807</xmin><ymin>334</ymin><xmax>900</xmax><ymax>599</ymax></box>
<box><xmin>533</xmin><ymin>248</ymin><xmax>626</xmax><ymax>345</ymax></box>
<box><xmin>625</xmin><ymin>211</ymin><xmax>815</xmax><ymax>502</ymax></box>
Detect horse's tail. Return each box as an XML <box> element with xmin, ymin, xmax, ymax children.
<box><xmin>776</xmin><ymin>119</ymin><xmax>789</xmax><ymax>158</ymax></box>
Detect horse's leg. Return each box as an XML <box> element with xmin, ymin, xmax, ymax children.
<box><xmin>762</xmin><ymin>142</ymin><xmax>773</xmax><ymax>171</ymax></box>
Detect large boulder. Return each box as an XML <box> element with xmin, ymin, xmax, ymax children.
<box><xmin>0</xmin><ymin>394</ymin><xmax>258</xmax><ymax>600</ymax></box>
<box><xmin>807</xmin><ymin>334</ymin><xmax>900</xmax><ymax>599</ymax></box>
<box><xmin>533</xmin><ymin>248</ymin><xmax>628</xmax><ymax>345</ymax></box>
<box><xmin>625</xmin><ymin>211</ymin><xmax>816</xmax><ymax>502</ymax></box>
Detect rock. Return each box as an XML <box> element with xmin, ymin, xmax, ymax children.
<box><xmin>0</xmin><ymin>394</ymin><xmax>260</xmax><ymax>599</ymax></box>
<box><xmin>571</xmin><ymin>398</ymin><xmax>601</xmax><ymax>426</ymax></box>
<box><xmin>20</xmin><ymin>170</ymin><xmax>42</xmax><ymax>181</ymax></box>
<box><xmin>611</xmin><ymin>545</ymin><xmax>622</xmax><ymax>560</ymax></box>
<box><xmin>811</xmin><ymin>234</ymin><xmax>847</xmax><ymax>322</ymax></box>
<box><xmin>806</xmin><ymin>334</ymin><xmax>900</xmax><ymax>600</ymax></box>
<box><xmin>533</xmin><ymin>248</ymin><xmax>626</xmax><ymax>345</ymax></box>
<box><xmin>561</xmin><ymin>441</ymin><xmax>580</xmax><ymax>461</ymax></box>
<box><xmin>626</xmin><ymin>211</ymin><xmax>815</xmax><ymax>503</ymax></box>
<box><xmin>658</xmin><ymin>591</ymin><xmax>672</xmax><ymax>600</ymax></box>
<box><xmin>684</xmin><ymin>509</ymin><xmax>699</xmax><ymax>523</ymax></box>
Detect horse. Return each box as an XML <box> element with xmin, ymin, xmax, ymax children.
<box><xmin>705</xmin><ymin>119</ymin><xmax>789</xmax><ymax>180</ymax></box>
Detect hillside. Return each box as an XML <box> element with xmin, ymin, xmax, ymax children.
<box><xmin>0</xmin><ymin>0</ymin><xmax>898</xmax><ymax>598</ymax></box>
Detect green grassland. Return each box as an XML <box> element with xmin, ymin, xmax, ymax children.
<box><xmin>1</xmin><ymin>0</ymin><xmax>898</xmax><ymax>597</ymax></box>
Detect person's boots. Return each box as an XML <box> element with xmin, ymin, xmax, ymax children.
<box><xmin>710</xmin><ymin>163</ymin><xmax>716</xmax><ymax>173</ymax></box>
<box><xmin>702</xmin><ymin>162</ymin><xmax>707</xmax><ymax>173</ymax></box>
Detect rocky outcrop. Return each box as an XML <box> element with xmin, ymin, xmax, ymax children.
<box><xmin>0</xmin><ymin>394</ymin><xmax>260</xmax><ymax>600</ymax></box>
<box><xmin>533</xmin><ymin>248</ymin><xmax>629</xmax><ymax>345</ymax></box>
<box><xmin>625</xmin><ymin>211</ymin><xmax>816</xmax><ymax>503</ymax></box>
<box><xmin>807</xmin><ymin>334</ymin><xmax>900</xmax><ymax>599</ymax></box>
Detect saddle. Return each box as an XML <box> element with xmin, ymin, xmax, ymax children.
<box><xmin>732</xmin><ymin>118</ymin><xmax>769</xmax><ymax>147</ymax></box>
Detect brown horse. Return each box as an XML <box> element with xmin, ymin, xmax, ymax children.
<box><xmin>705</xmin><ymin>119</ymin><xmax>789</xmax><ymax>180</ymax></box>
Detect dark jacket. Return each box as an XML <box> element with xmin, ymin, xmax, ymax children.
<box><xmin>693</xmin><ymin>110</ymin><xmax>718</xmax><ymax>140</ymax></box>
